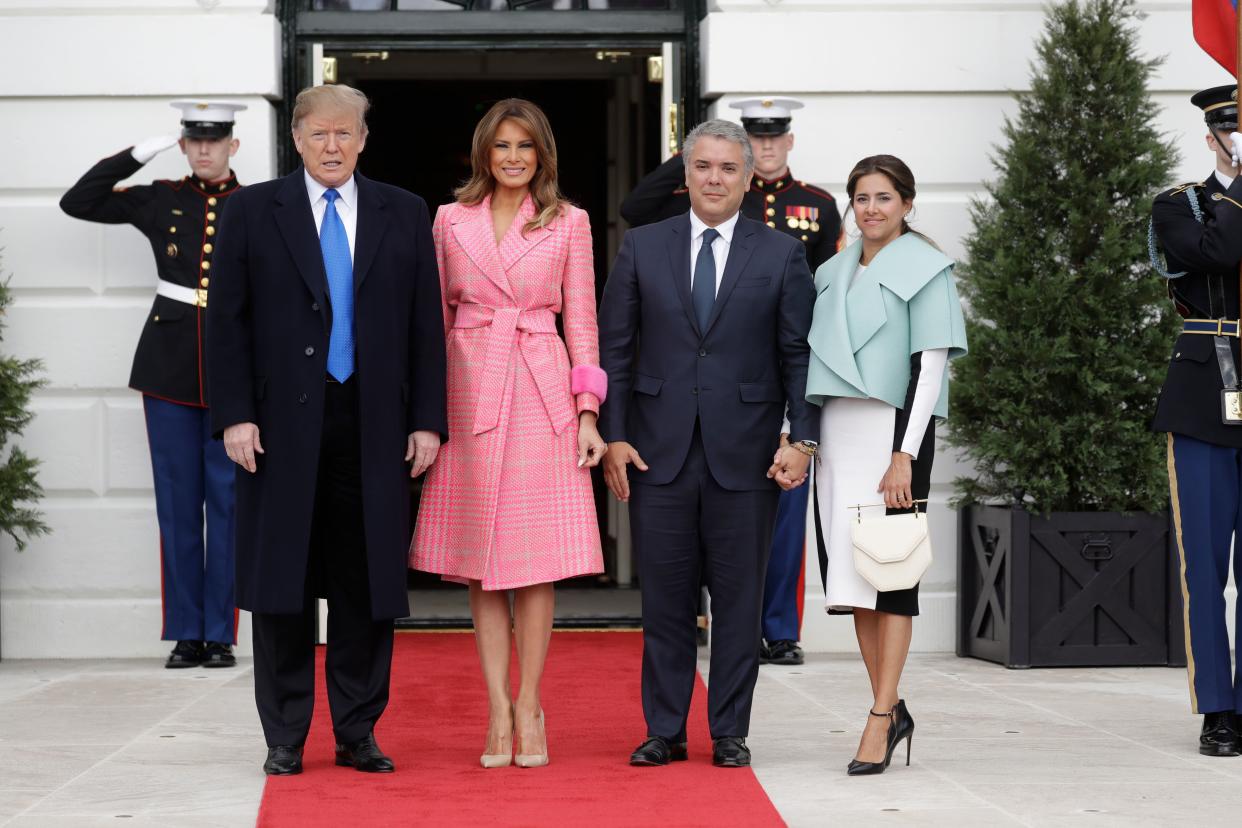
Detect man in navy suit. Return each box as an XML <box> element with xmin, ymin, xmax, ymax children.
<box><xmin>599</xmin><ymin>119</ymin><xmax>818</xmax><ymax>768</ymax></box>
<box><xmin>208</xmin><ymin>84</ymin><xmax>447</xmax><ymax>776</ymax></box>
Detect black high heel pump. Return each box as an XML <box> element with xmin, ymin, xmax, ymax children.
<box><xmin>846</xmin><ymin>700</ymin><xmax>915</xmax><ymax>776</ymax></box>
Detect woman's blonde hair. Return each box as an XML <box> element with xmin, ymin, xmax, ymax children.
<box><xmin>455</xmin><ymin>98</ymin><xmax>568</xmax><ymax>234</ymax></box>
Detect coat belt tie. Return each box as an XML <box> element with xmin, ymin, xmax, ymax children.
<box><xmin>453</xmin><ymin>303</ymin><xmax>571</xmax><ymax>436</ymax></box>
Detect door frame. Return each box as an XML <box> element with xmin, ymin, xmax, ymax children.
<box><xmin>275</xmin><ymin>0</ymin><xmax>702</xmax><ymax>173</ymax></box>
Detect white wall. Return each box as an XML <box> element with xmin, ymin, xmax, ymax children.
<box><xmin>700</xmin><ymin>0</ymin><xmax>1232</xmax><ymax>652</ymax></box>
<box><xmin>0</xmin><ymin>0</ymin><xmax>280</xmax><ymax>658</ymax></box>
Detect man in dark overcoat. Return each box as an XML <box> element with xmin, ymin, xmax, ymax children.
<box><xmin>207</xmin><ymin>83</ymin><xmax>447</xmax><ymax>776</ymax></box>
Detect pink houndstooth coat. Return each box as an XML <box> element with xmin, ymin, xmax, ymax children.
<box><xmin>409</xmin><ymin>195</ymin><xmax>605</xmax><ymax>589</ymax></box>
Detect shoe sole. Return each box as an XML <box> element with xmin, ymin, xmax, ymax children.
<box><xmin>264</xmin><ymin>766</ymin><xmax>303</xmax><ymax>775</ymax></box>
<box><xmin>201</xmin><ymin>661</ymin><xmax>237</xmax><ymax>668</ymax></box>
<box><xmin>768</xmin><ymin>657</ymin><xmax>804</xmax><ymax>666</ymax></box>
<box><xmin>334</xmin><ymin>757</ymin><xmax>395</xmax><ymax>772</ymax></box>
<box><xmin>1199</xmin><ymin>746</ymin><xmax>1241</xmax><ymax>757</ymax></box>
<box><xmin>713</xmin><ymin>759</ymin><xmax>751</xmax><ymax>768</ymax></box>
<box><xmin>164</xmin><ymin>661</ymin><xmax>201</xmax><ymax>669</ymax></box>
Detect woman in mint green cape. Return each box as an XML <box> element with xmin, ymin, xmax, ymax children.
<box><xmin>803</xmin><ymin>156</ymin><xmax>967</xmax><ymax>775</ymax></box>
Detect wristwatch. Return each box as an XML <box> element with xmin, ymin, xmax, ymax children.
<box><xmin>792</xmin><ymin>440</ymin><xmax>818</xmax><ymax>457</ymax></box>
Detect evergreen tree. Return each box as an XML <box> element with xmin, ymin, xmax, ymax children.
<box><xmin>0</xmin><ymin>247</ymin><xmax>47</xmax><ymax>550</ymax></box>
<box><xmin>947</xmin><ymin>0</ymin><xmax>1179</xmax><ymax>512</ymax></box>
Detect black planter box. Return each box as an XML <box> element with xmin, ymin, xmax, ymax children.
<box><xmin>957</xmin><ymin>505</ymin><xmax>1187</xmax><ymax>668</ymax></box>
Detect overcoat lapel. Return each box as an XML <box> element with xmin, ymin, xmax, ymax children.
<box><xmin>665</xmin><ymin>213</ymin><xmax>700</xmax><ymax>335</ymax></box>
<box><xmin>703</xmin><ymin>218</ymin><xmax>758</xmax><ymax>335</ymax></box>
<box><xmin>450</xmin><ymin>198</ymin><xmax>514</xmax><ymax>300</ymax></box>
<box><xmin>352</xmin><ymin>173</ymin><xmax>389</xmax><ymax>292</ymax></box>
<box><xmin>273</xmin><ymin>168</ymin><xmax>328</xmax><ymax>332</ymax></box>
<box><xmin>500</xmin><ymin>196</ymin><xmax>553</xmax><ymax>271</ymax></box>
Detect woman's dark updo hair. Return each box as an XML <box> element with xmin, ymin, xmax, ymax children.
<box><xmin>846</xmin><ymin>154</ymin><xmax>919</xmax><ymax>237</ymax></box>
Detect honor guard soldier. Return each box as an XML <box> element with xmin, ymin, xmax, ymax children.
<box><xmin>620</xmin><ymin>97</ymin><xmax>841</xmax><ymax>666</ymax></box>
<box><xmin>60</xmin><ymin>101</ymin><xmax>247</xmax><ymax>669</ymax></box>
<box><xmin>1151</xmin><ymin>84</ymin><xmax>1242</xmax><ymax>756</ymax></box>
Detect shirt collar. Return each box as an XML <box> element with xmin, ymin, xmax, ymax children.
<box><xmin>1215</xmin><ymin>168</ymin><xmax>1236</xmax><ymax>190</ymax></box>
<box><xmin>304</xmin><ymin>169</ymin><xmax>358</xmax><ymax>209</ymax></box>
<box><xmin>689</xmin><ymin>208</ymin><xmax>740</xmax><ymax>244</ymax></box>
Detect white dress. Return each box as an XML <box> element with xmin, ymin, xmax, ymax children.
<box><xmin>807</xmin><ymin>263</ymin><xmax>948</xmax><ymax>613</ymax></box>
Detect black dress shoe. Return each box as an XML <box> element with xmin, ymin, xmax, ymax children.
<box><xmin>264</xmin><ymin>745</ymin><xmax>303</xmax><ymax>775</ymax></box>
<box><xmin>758</xmin><ymin>641</ymin><xmax>772</xmax><ymax>664</ymax></box>
<box><xmin>201</xmin><ymin>642</ymin><xmax>236</xmax><ymax>668</ymax></box>
<box><xmin>712</xmin><ymin>736</ymin><xmax>751</xmax><ymax>768</ymax></box>
<box><xmin>164</xmin><ymin>640</ymin><xmax>203</xmax><ymax>669</ymax></box>
<box><xmin>335</xmin><ymin>732</ymin><xmax>395</xmax><ymax>773</ymax></box>
<box><xmin>1200</xmin><ymin>711</ymin><xmax>1240</xmax><ymax>757</ymax></box>
<box><xmin>629</xmin><ymin>736</ymin><xmax>688</xmax><ymax>766</ymax></box>
<box><xmin>765</xmin><ymin>640</ymin><xmax>804</xmax><ymax>666</ymax></box>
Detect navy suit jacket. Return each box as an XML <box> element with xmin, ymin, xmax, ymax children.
<box><xmin>598</xmin><ymin>211</ymin><xmax>818</xmax><ymax>491</ymax></box>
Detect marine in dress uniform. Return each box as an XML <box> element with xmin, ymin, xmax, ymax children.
<box><xmin>1151</xmin><ymin>84</ymin><xmax>1242</xmax><ymax>756</ymax></box>
<box><xmin>59</xmin><ymin>101</ymin><xmax>247</xmax><ymax>669</ymax></box>
<box><xmin>621</xmin><ymin>98</ymin><xmax>841</xmax><ymax>667</ymax></box>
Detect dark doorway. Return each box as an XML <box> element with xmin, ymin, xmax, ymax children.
<box><xmin>332</xmin><ymin>50</ymin><xmax>661</xmax><ymax>626</ymax></box>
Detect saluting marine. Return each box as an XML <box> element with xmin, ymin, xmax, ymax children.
<box><xmin>1151</xmin><ymin>84</ymin><xmax>1242</xmax><ymax>757</ymax></box>
<box><xmin>620</xmin><ymin>97</ymin><xmax>843</xmax><ymax>270</ymax></box>
<box><xmin>60</xmin><ymin>101</ymin><xmax>247</xmax><ymax>669</ymax></box>
<box><xmin>619</xmin><ymin>97</ymin><xmax>840</xmax><ymax>667</ymax></box>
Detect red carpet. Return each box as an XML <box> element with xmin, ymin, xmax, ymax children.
<box><xmin>257</xmin><ymin>631</ymin><xmax>784</xmax><ymax>828</ymax></box>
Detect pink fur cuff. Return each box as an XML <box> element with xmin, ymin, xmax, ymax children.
<box><xmin>571</xmin><ymin>365</ymin><xmax>608</xmax><ymax>403</ymax></box>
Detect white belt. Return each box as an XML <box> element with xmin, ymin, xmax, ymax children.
<box><xmin>156</xmin><ymin>279</ymin><xmax>208</xmax><ymax>308</ymax></box>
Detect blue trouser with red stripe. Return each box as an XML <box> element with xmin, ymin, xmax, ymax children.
<box><xmin>1167</xmin><ymin>432</ymin><xmax>1242</xmax><ymax>714</ymax></box>
<box><xmin>762</xmin><ymin>484</ymin><xmax>807</xmax><ymax>643</ymax></box>
<box><xmin>143</xmin><ymin>395</ymin><xmax>237</xmax><ymax>644</ymax></box>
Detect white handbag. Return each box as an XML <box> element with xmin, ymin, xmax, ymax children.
<box><xmin>848</xmin><ymin>503</ymin><xmax>933</xmax><ymax>592</ymax></box>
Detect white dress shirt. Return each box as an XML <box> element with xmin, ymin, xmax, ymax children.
<box><xmin>1215</xmin><ymin>169</ymin><xmax>1236</xmax><ymax>190</ymax></box>
<box><xmin>305</xmin><ymin>170</ymin><xmax>358</xmax><ymax>263</ymax></box>
<box><xmin>689</xmin><ymin>209</ymin><xmax>740</xmax><ymax>295</ymax></box>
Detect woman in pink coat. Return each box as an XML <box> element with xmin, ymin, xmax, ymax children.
<box><xmin>411</xmin><ymin>99</ymin><xmax>607</xmax><ymax>769</ymax></box>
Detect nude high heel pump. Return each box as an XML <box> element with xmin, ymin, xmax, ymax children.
<box><xmin>515</xmin><ymin>709</ymin><xmax>549</xmax><ymax>768</ymax></box>
<box><xmin>480</xmin><ymin>715</ymin><xmax>514</xmax><ymax>768</ymax></box>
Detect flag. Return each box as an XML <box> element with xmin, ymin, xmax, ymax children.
<box><xmin>1194</xmin><ymin>0</ymin><xmax>1239</xmax><ymax>76</ymax></box>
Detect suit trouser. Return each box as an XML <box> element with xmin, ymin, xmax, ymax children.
<box><xmin>630</xmin><ymin>426</ymin><xmax>779</xmax><ymax>740</ymax></box>
<box><xmin>762</xmin><ymin>485</ymin><xmax>808</xmax><ymax>643</ymax></box>
<box><xmin>142</xmin><ymin>395</ymin><xmax>236</xmax><ymax>644</ymax></box>
<box><xmin>1167</xmin><ymin>432</ymin><xmax>1242</xmax><ymax>715</ymax></box>
<box><xmin>251</xmin><ymin>378</ymin><xmax>395</xmax><ymax>747</ymax></box>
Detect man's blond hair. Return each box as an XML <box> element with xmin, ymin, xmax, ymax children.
<box><xmin>290</xmin><ymin>84</ymin><xmax>370</xmax><ymax>136</ymax></box>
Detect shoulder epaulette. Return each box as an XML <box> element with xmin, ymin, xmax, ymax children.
<box><xmin>1165</xmin><ymin>181</ymin><xmax>1206</xmax><ymax>197</ymax></box>
<box><xmin>795</xmin><ymin>180</ymin><xmax>836</xmax><ymax>201</ymax></box>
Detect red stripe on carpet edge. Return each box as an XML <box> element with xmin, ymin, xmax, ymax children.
<box><xmin>257</xmin><ymin>631</ymin><xmax>785</xmax><ymax>828</ymax></box>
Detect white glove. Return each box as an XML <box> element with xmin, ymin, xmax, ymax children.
<box><xmin>131</xmin><ymin>134</ymin><xmax>180</xmax><ymax>164</ymax></box>
<box><xmin>1231</xmin><ymin>132</ymin><xmax>1242</xmax><ymax>169</ymax></box>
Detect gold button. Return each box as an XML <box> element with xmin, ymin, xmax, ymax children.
<box><xmin>766</xmin><ymin>208</ymin><xmax>775</xmax><ymax>217</ymax></box>
<box><xmin>207</xmin><ymin>197</ymin><xmax>218</xmax><ymax>207</ymax></box>
<box><xmin>219</xmin><ymin>183</ymin><xmax>227</xmax><ymax>191</ymax></box>
<box><xmin>203</xmin><ymin>243</ymin><xmax>213</xmax><ymax>254</ymax></box>
<box><xmin>206</xmin><ymin>226</ymin><xmax>216</xmax><ymax>236</ymax></box>
<box><xmin>153</xmin><ymin>315</ymin><xmax>160</xmax><ymax>322</ymax></box>
<box><xmin>766</xmin><ymin>194</ymin><xmax>775</xmax><ymax>204</ymax></box>
<box><xmin>766</xmin><ymin>221</ymin><xmax>776</xmax><ymax>228</ymax></box>
<box><xmin>200</xmin><ymin>277</ymin><xmax>210</xmax><ymax>288</ymax></box>
<box><xmin>776</xmin><ymin>180</ymin><xmax>785</xmax><ymax>188</ymax></box>
<box><xmin>201</xmin><ymin>261</ymin><xmax>210</xmax><ymax>271</ymax></box>
<box><xmin>207</xmin><ymin>211</ymin><xmax>216</xmax><ymax>221</ymax></box>
<box><xmin>801</xmin><ymin>234</ymin><xmax>809</xmax><ymax>242</ymax></box>
<box><xmin>168</xmin><ymin>226</ymin><xmax>176</xmax><ymax>234</ymax></box>
<box><xmin>166</xmin><ymin>243</ymin><xmax>178</xmax><ymax>257</ymax></box>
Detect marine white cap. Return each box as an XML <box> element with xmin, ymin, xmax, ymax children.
<box><xmin>169</xmin><ymin>100</ymin><xmax>248</xmax><ymax>139</ymax></box>
<box><xmin>728</xmin><ymin>97</ymin><xmax>804</xmax><ymax>135</ymax></box>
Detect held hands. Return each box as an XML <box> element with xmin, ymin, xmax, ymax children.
<box><xmin>576</xmin><ymin>412</ymin><xmax>607</xmax><ymax>469</ymax></box>
<box><xmin>602</xmin><ymin>441</ymin><xmax>649</xmax><ymax>502</ymax></box>
<box><xmin>406</xmin><ymin>430</ymin><xmax>441</xmax><ymax>478</ymax></box>
<box><xmin>224</xmin><ymin>423</ymin><xmax>264</xmax><ymax>473</ymax></box>
<box><xmin>131</xmin><ymin>134</ymin><xmax>180</xmax><ymax>164</ymax></box>
<box><xmin>878</xmin><ymin>451</ymin><xmax>914</xmax><ymax>508</ymax></box>
<box><xmin>766</xmin><ymin>434</ymin><xmax>811</xmax><ymax>491</ymax></box>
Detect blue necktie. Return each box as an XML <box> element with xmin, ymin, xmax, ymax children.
<box><xmin>320</xmin><ymin>188</ymin><xmax>354</xmax><ymax>382</ymax></box>
<box><xmin>692</xmin><ymin>227</ymin><xmax>720</xmax><ymax>331</ymax></box>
